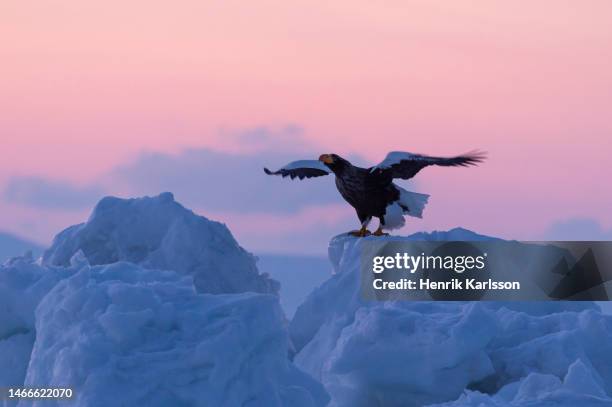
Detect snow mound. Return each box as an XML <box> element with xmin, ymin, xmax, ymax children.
<box><xmin>22</xmin><ymin>261</ymin><xmax>327</xmax><ymax>407</ymax></box>
<box><xmin>432</xmin><ymin>359</ymin><xmax>612</xmax><ymax>406</ymax></box>
<box><xmin>0</xmin><ymin>255</ymin><xmax>71</xmax><ymax>390</ymax></box>
<box><xmin>0</xmin><ymin>195</ymin><xmax>328</xmax><ymax>406</ymax></box>
<box><xmin>43</xmin><ymin>192</ymin><xmax>278</xmax><ymax>295</ymax></box>
<box><xmin>290</xmin><ymin>231</ymin><xmax>612</xmax><ymax>407</ymax></box>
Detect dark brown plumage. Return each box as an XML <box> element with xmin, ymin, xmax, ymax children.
<box><xmin>264</xmin><ymin>150</ymin><xmax>486</xmax><ymax>236</ymax></box>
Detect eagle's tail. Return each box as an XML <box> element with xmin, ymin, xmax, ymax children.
<box><xmin>382</xmin><ymin>185</ymin><xmax>430</xmax><ymax>229</ymax></box>
<box><xmin>398</xmin><ymin>186</ymin><xmax>429</xmax><ymax>219</ymax></box>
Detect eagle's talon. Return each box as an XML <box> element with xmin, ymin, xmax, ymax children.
<box><xmin>349</xmin><ymin>228</ymin><xmax>371</xmax><ymax>237</ymax></box>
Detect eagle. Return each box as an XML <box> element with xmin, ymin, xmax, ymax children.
<box><xmin>264</xmin><ymin>150</ymin><xmax>486</xmax><ymax>237</ymax></box>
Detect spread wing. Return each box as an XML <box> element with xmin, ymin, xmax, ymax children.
<box><xmin>370</xmin><ymin>150</ymin><xmax>486</xmax><ymax>180</ymax></box>
<box><xmin>264</xmin><ymin>160</ymin><xmax>331</xmax><ymax>180</ymax></box>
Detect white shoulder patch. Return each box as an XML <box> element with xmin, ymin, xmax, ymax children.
<box><xmin>282</xmin><ymin>160</ymin><xmax>331</xmax><ymax>172</ymax></box>
<box><xmin>371</xmin><ymin>151</ymin><xmax>424</xmax><ymax>172</ymax></box>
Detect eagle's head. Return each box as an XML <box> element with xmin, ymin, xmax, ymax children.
<box><xmin>319</xmin><ymin>154</ymin><xmax>350</xmax><ymax>173</ymax></box>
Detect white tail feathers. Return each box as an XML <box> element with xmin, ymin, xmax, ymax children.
<box><xmin>398</xmin><ymin>187</ymin><xmax>429</xmax><ymax>219</ymax></box>
<box><xmin>382</xmin><ymin>185</ymin><xmax>430</xmax><ymax>229</ymax></box>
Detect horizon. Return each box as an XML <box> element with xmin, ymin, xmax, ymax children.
<box><xmin>0</xmin><ymin>193</ymin><xmax>494</xmax><ymax>258</ymax></box>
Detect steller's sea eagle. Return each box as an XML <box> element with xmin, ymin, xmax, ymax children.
<box><xmin>264</xmin><ymin>150</ymin><xmax>486</xmax><ymax>236</ymax></box>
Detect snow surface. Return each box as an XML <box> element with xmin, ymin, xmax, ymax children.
<box><xmin>289</xmin><ymin>230</ymin><xmax>612</xmax><ymax>407</ymax></box>
<box><xmin>0</xmin><ymin>254</ymin><xmax>72</xmax><ymax>392</ymax></box>
<box><xmin>25</xmin><ymin>261</ymin><xmax>327</xmax><ymax>407</ymax></box>
<box><xmin>4</xmin><ymin>191</ymin><xmax>612</xmax><ymax>407</ymax></box>
<box><xmin>0</xmin><ymin>194</ymin><xmax>328</xmax><ymax>407</ymax></box>
<box><xmin>432</xmin><ymin>359</ymin><xmax>612</xmax><ymax>406</ymax></box>
<box><xmin>42</xmin><ymin>192</ymin><xmax>279</xmax><ymax>295</ymax></box>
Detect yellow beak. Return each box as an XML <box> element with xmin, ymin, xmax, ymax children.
<box><xmin>319</xmin><ymin>154</ymin><xmax>333</xmax><ymax>164</ymax></box>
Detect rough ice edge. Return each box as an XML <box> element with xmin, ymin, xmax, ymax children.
<box><xmin>290</xmin><ymin>230</ymin><xmax>611</xmax><ymax>407</ymax></box>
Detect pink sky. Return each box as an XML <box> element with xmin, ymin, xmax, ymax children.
<box><xmin>1</xmin><ymin>1</ymin><xmax>611</xmax><ymax>253</ymax></box>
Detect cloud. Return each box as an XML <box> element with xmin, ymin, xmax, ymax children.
<box><xmin>3</xmin><ymin>176</ymin><xmax>106</xmax><ymax>210</ymax></box>
<box><xmin>108</xmin><ymin>148</ymin><xmax>344</xmax><ymax>214</ymax></box>
<box><xmin>1</xmin><ymin>125</ymin><xmax>342</xmax><ymax>215</ymax></box>
<box><xmin>543</xmin><ymin>218</ymin><xmax>612</xmax><ymax>241</ymax></box>
<box><xmin>107</xmin><ymin>125</ymin><xmax>370</xmax><ymax>215</ymax></box>
<box><xmin>2</xmin><ymin>125</ymin><xmax>374</xmax><ymax>217</ymax></box>
<box><xmin>0</xmin><ymin>125</ymin><xmax>402</xmax><ymax>254</ymax></box>
<box><xmin>224</xmin><ymin>124</ymin><xmax>306</xmax><ymax>149</ymax></box>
